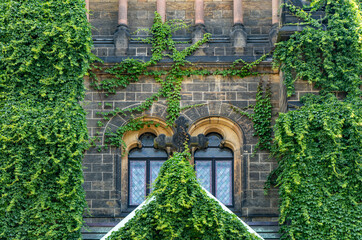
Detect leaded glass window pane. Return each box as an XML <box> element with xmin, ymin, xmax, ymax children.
<box><xmin>194</xmin><ymin>133</ymin><xmax>234</xmax><ymax>207</ymax></box>
<box><xmin>195</xmin><ymin>161</ymin><xmax>212</xmax><ymax>193</ymax></box>
<box><xmin>128</xmin><ymin>133</ymin><xmax>168</xmax><ymax>206</ymax></box>
<box><xmin>150</xmin><ymin>161</ymin><xmax>165</xmax><ymax>191</ymax></box>
<box><xmin>216</xmin><ymin>161</ymin><xmax>232</xmax><ymax>205</ymax></box>
<box><xmin>129</xmin><ymin>161</ymin><xmax>146</xmax><ymax>205</ymax></box>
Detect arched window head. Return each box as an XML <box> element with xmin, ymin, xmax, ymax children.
<box><xmin>195</xmin><ymin>133</ymin><xmax>234</xmax><ymax>206</ymax></box>
<box><xmin>128</xmin><ymin>133</ymin><xmax>168</xmax><ymax>206</ymax></box>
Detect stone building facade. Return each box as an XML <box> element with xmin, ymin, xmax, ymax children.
<box><xmin>82</xmin><ymin>0</ymin><xmax>317</xmax><ymax>229</ymax></box>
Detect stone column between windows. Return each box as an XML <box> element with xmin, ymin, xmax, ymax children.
<box><xmin>233</xmin><ymin>0</ymin><xmax>243</xmax><ymax>24</ymax></box>
<box><xmin>118</xmin><ymin>0</ymin><xmax>128</xmax><ymax>25</ymax></box>
<box><xmin>272</xmin><ymin>0</ymin><xmax>279</xmax><ymax>25</ymax></box>
<box><xmin>157</xmin><ymin>0</ymin><xmax>166</xmax><ymax>22</ymax></box>
<box><xmin>85</xmin><ymin>0</ymin><xmax>89</xmax><ymax>21</ymax></box>
<box><xmin>269</xmin><ymin>0</ymin><xmax>280</xmax><ymax>45</ymax></box>
<box><xmin>231</xmin><ymin>0</ymin><xmax>247</xmax><ymax>54</ymax></box>
<box><xmin>192</xmin><ymin>0</ymin><xmax>206</xmax><ymax>53</ymax></box>
<box><xmin>114</xmin><ymin>0</ymin><xmax>130</xmax><ymax>56</ymax></box>
<box><xmin>195</xmin><ymin>0</ymin><xmax>204</xmax><ymax>25</ymax></box>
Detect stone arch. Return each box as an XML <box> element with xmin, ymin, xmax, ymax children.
<box><xmin>118</xmin><ymin>116</ymin><xmax>173</xmax><ymax>211</ymax></box>
<box><xmin>182</xmin><ymin>102</ymin><xmax>254</xmax><ymax>141</ymax></box>
<box><xmin>189</xmin><ymin>116</ymin><xmax>244</xmax><ymax>212</ymax></box>
<box><xmin>103</xmin><ymin>102</ymin><xmax>169</xmax><ymax>145</ymax></box>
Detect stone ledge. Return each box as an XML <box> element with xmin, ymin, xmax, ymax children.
<box><xmin>98</xmin><ymin>55</ymin><xmax>273</xmax><ymax>64</ymax></box>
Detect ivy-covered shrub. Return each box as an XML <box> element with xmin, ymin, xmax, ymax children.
<box><xmin>107</xmin><ymin>151</ymin><xmax>261</xmax><ymax>240</ymax></box>
<box><xmin>271</xmin><ymin>95</ymin><xmax>362</xmax><ymax>240</ymax></box>
<box><xmin>273</xmin><ymin>0</ymin><xmax>362</xmax><ymax>97</ymax></box>
<box><xmin>0</xmin><ymin>0</ymin><xmax>92</xmax><ymax>239</ymax></box>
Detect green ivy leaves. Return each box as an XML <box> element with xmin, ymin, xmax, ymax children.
<box><xmin>271</xmin><ymin>95</ymin><xmax>362</xmax><ymax>240</ymax></box>
<box><xmin>231</xmin><ymin>79</ymin><xmax>273</xmax><ymax>152</ymax></box>
<box><xmin>0</xmin><ymin>0</ymin><xmax>92</xmax><ymax>238</ymax></box>
<box><xmin>107</xmin><ymin>150</ymin><xmax>262</xmax><ymax>240</ymax></box>
<box><xmin>273</xmin><ymin>0</ymin><xmax>362</xmax><ymax>98</ymax></box>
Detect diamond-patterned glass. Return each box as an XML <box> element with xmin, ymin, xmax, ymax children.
<box><xmin>195</xmin><ymin>161</ymin><xmax>212</xmax><ymax>193</ymax></box>
<box><xmin>129</xmin><ymin>161</ymin><xmax>146</xmax><ymax>205</ymax></box>
<box><xmin>150</xmin><ymin>161</ymin><xmax>165</xmax><ymax>191</ymax></box>
<box><xmin>216</xmin><ymin>161</ymin><xmax>232</xmax><ymax>205</ymax></box>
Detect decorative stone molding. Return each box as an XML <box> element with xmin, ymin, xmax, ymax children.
<box><xmin>114</xmin><ymin>24</ymin><xmax>130</xmax><ymax>56</ymax></box>
<box><xmin>231</xmin><ymin>23</ymin><xmax>247</xmax><ymax>54</ymax></box>
<box><xmin>189</xmin><ymin>117</ymin><xmax>244</xmax><ymax>212</ymax></box>
<box><xmin>119</xmin><ymin>117</ymin><xmax>173</xmax><ymax>211</ymax></box>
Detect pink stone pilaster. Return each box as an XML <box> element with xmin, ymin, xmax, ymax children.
<box><xmin>157</xmin><ymin>0</ymin><xmax>166</xmax><ymax>22</ymax></box>
<box><xmin>195</xmin><ymin>0</ymin><xmax>204</xmax><ymax>25</ymax></box>
<box><xmin>118</xmin><ymin>0</ymin><xmax>128</xmax><ymax>25</ymax></box>
<box><xmin>272</xmin><ymin>0</ymin><xmax>279</xmax><ymax>24</ymax></box>
<box><xmin>233</xmin><ymin>0</ymin><xmax>243</xmax><ymax>24</ymax></box>
<box><xmin>85</xmin><ymin>0</ymin><xmax>90</xmax><ymax>21</ymax></box>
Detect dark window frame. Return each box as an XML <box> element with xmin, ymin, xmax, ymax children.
<box><xmin>127</xmin><ymin>133</ymin><xmax>168</xmax><ymax>208</ymax></box>
<box><xmin>194</xmin><ymin>133</ymin><xmax>234</xmax><ymax>207</ymax></box>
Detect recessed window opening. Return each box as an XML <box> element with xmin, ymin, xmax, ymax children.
<box><xmin>194</xmin><ymin>133</ymin><xmax>234</xmax><ymax>206</ymax></box>
<box><xmin>128</xmin><ymin>133</ymin><xmax>168</xmax><ymax>206</ymax></box>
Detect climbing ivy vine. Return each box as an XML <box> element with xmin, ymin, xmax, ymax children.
<box><xmin>231</xmin><ymin>79</ymin><xmax>273</xmax><ymax>152</ymax></box>
<box><xmin>269</xmin><ymin>1</ymin><xmax>362</xmax><ymax>239</ymax></box>
<box><xmin>274</xmin><ymin>0</ymin><xmax>362</xmax><ymax>98</ymax></box>
<box><xmin>0</xmin><ymin>0</ymin><xmax>92</xmax><ymax>239</ymax></box>
<box><xmin>90</xmin><ymin>12</ymin><xmax>270</xmax><ymax>152</ymax></box>
<box><xmin>271</xmin><ymin>95</ymin><xmax>362</xmax><ymax>240</ymax></box>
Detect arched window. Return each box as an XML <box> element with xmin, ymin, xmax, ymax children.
<box><xmin>195</xmin><ymin>133</ymin><xmax>234</xmax><ymax>206</ymax></box>
<box><xmin>128</xmin><ymin>133</ymin><xmax>168</xmax><ymax>206</ymax></box>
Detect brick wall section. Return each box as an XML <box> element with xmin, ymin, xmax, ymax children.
<box><xmin>90</xmin><ymin>0</ymin><xmax>118</xmax><ymax>36</ymax></box>
<box><xmin>244</xmin><ymin>0</ymin><xmax>273</xmax><ymax>34</ymax></box>
<box><xmin>128</xmin><ymin>0</ymin><xmax>155</xmax><ymax>35</ymax></box>
<box><xmin>204</xmin><ymin>0</ymin><xmax>233</xmax><ymax>36</ymax></box>
<box><xmin>82</xmin><ymin>62</ymin><xmax>280</xmax><ymax>221</ymax></box>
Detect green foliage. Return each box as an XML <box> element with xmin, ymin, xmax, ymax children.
<box><xmin>0</xmin><ymin>0</ymin><xmax>92</xmax><ymax>238</ymax></box>
<box><xmin>273</xmin><ymin>0</ymin><xmax>362</xmax><ymax>97</ymax></box>
<box><xmin>231</xmin><ymin>79</ymin><xmax>273</xmax><ymax>152</ymax></box>
<box><xmin>0</xmin><ymin>102</ymin><xmax>88</xmax><ymax>239</ymax></box>
<box><xmin>270</xmin><ymin>95</ymin><xmax>362</xmax><ymax>240</ymax></box>
<box><xmin>270</xmin><ymin>2</ymin><xmax>362</xmax><ymax>238</ymax></box>
<box><xmin>253</xmin><ymin>80</ymin><xmax>273</xmax><ymax>151</ymax></box>
<box><xmin>107</xmin><ymin>150</ymin><xmax>262</xmax><ymax>240</ymax></box>
<box><xmin>92</xmin><ymin>59</ymin><xmax>146</xmax><ymax>94</ymax></box>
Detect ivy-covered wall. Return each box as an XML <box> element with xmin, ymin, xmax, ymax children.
<box><xmin>83</xmin><ymin>62</ymin><xmax>282</xmax><ymax>222</ymax></box>
<box><xmin>271</xmin><ymin>96</ymin><xmax>362</xmax><ymax>240</ymax></box>
<box><xmin>83</xmin><ymin>14</ymin><xmax>283</xmax><ymax>223</ymax></box>
<box><xmin>0</xmin><ymin>0</ymin><xmax>92</xmax><ymax>239</ymax></box>
<box><xmin>271</xmin><ymin>0</ymin><xmax>362</xmax><ymax>239</ymax></box>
